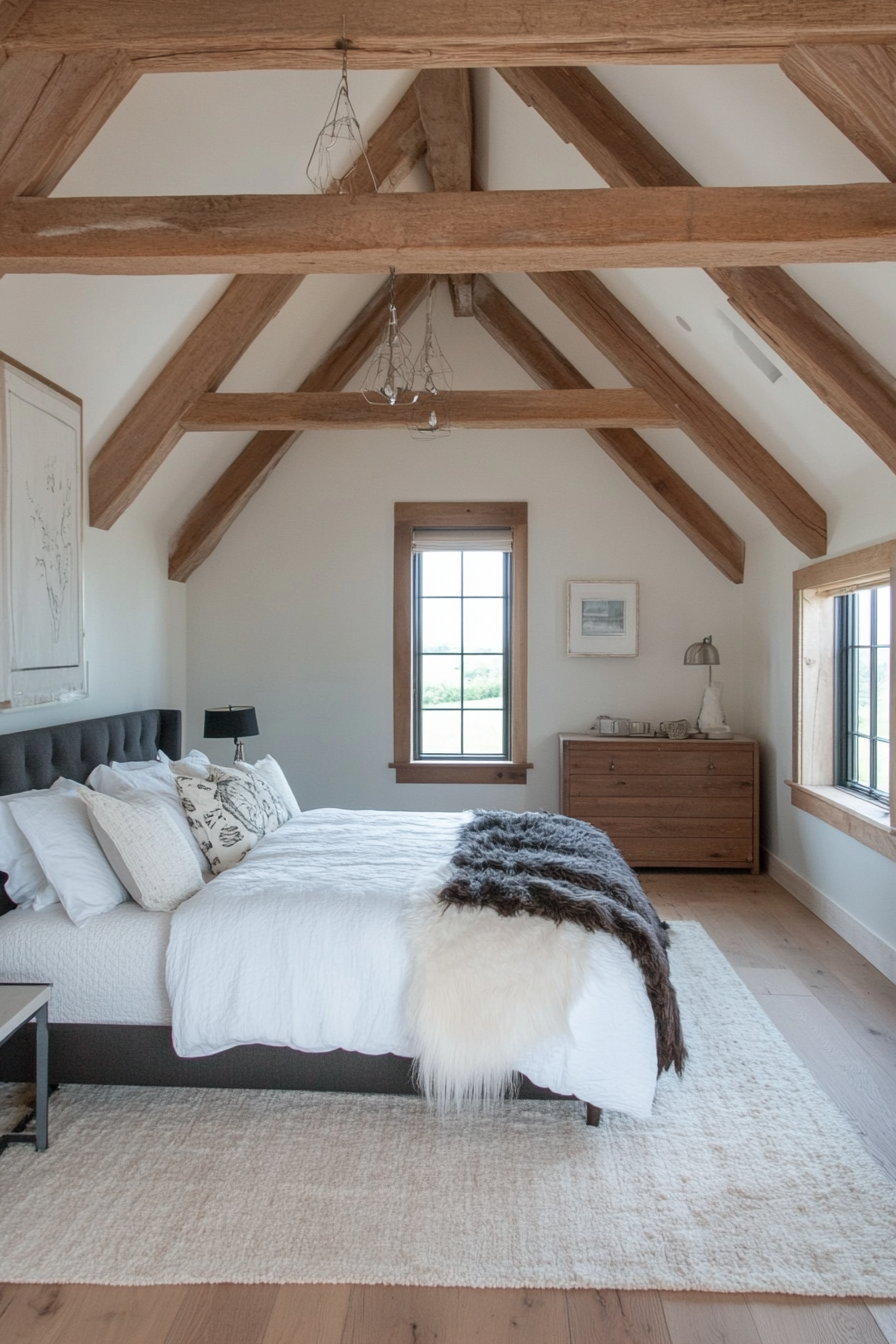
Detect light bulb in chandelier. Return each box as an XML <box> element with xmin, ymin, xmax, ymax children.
<box><xmin>306</xmin><ymin>47</ymin><xmax>377</xmax><ymax>195</ymax></box>
<box><xmin>361</xmin><ymin>269</ymin><xmax>418</xmax><ymax>406</ymax></box>
<box><xmin>409</xmin><ymin>278</ymin><xmax>453</xmax><ymax>440</ymax></box>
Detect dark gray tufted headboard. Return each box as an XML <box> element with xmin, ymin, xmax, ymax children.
<box><xmin>0</xmin><ymin>709</ymin><xmax>181</xmax><ymax>796</ymax></box>
<box><xmin>0</xmin><ymin>709</ymin><xmax>181</xmax><ymax>912</ymax></box>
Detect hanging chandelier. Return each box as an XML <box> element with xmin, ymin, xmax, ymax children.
<box><xmin>306</xmin><ymin>44</ymin><xmax>377</xmax><ymax>195</ymax></box>
<box><xmin>409</xmin><ymin>278</ymin><xmax>453</xmax><ymax>439</ymax></box>
<box><xmin>361</xmin><ymin>268</ymin><xmax>418</xmax><ymax>407</ymax></box>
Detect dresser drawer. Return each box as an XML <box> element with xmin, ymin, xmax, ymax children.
<box><xmin>560</xmin><ymin>735</ymin><xmax>759</xmax><ymax>872</ymax></box>
<box><xmin>566</xmin><ymin>744</ymin><xmax>753</xmax><ymax>775</ymax></box>
<box><xmin>607</xmin><ymin>837</ymin><xmax>755</xmax><ymax>865</ymax></box>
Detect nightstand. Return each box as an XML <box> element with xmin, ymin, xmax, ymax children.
<box><xmin>0</xmin><ymin>983</ymin><xmax>51</xmax><ymax>1153</ymax></box>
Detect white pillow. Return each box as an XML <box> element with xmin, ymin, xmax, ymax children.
<box><xmin>0</xmin><ymin>778</ymin><xmax>80</xmax><ymax>909</ymax></box>
<box><xmin>8</xmin><ymin>790</ymin><xmax>128</xmax><ymax>926</ymax></box>
<box><xmin>79</xmin><ymin>788</ymin><xmax>203</xmax><ymax>913</ymax></box>
<box><xmin>175</xmin><ymin>765</ymin><xmax>288</xmax><ymax>875</ymax></box>
<box><xmin>87</xmin><ymin>756</ymin><xmax>211</xmax><ymax>870</ymax></box>
<box><xmin>231</xmin><ymin>755</ymin><xmax>301</xmax><ymax>819</ymax></box>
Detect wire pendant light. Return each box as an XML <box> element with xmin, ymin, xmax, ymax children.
<box><xmin>306</xmin><ymin>46</ymin><xmax>377</xmax><ymax>195</ymax></box>
<box><xmin>361</xmin><ymin>268</ymin><xmax>418</xmax><ymax>406</ymax></box>
<box><xmin>409</xmin><ymin>278</ymin><xmax>453</xmax><ymax>439</ymax></box>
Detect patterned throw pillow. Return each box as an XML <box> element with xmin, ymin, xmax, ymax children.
<box><xmin>175</xmin><ymin>766</ymin><xmax>289</xmax><ymax>875</ymax></box>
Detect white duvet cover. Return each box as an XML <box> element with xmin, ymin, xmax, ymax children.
<box><xmin>166</xmin><ymin>808</ymin><xmax>660</xmax><ymax>1117</ymax></box>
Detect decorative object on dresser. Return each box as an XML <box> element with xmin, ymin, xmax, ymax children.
<box><xmin>684</xmin><ymin>634</ymin><xmax>732</xmax><ymax>737</ymax></box>
<box><xmin>0</xmin><ymin>353</ymin><xmax>85</xmax><ymax>710</ymax></box>
<box><xmin>567</xmin><ymin>580</ymin><xmax>638</xmax><ymax>657</ymax></box>
<box><xmin>560</xmin><ymin>734</ymin><xmax>760</xmax><ymax>873</ymax></box>
<box><xmin>203</xmin><ymin>704</ymin><xmax>258</xmax><ymax>762</ymax></box>
<box><xmin>0</xmin><ymin>983</ymin><xmax>51</xmax><ymax>1153</ymax></box>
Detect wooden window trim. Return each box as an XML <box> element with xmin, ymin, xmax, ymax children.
<box><xmin>392</xmin><ymin>501</ymin><xmax>530</xmax><ymax>784</ymax></box>
<box><xmin>789</xmin><ymin>539</ymin><xmax>896</xmax><ymax>861</ymax></box>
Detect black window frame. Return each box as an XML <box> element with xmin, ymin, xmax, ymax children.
<box><xmin>411</xmin><ymin>548</ymin><xmax>512</xmax><ymax>762</ymax></box>
<box><xmin>835</xmin><ymin>584</ymin><xmax>890</xmax><ymax>805</ymax></box>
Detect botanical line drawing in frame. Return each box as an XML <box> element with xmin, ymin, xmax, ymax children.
<box><xmin>567</xmin><ymin>580</ymin><xmax>639</xmax><ymax>657</ymax></box>
<box><xmin>0</xmin><ymin>352</ymin><xmax>86</xmax><ymax>709</ymax></box>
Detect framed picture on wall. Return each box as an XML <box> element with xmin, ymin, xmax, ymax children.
<box><xmin>567</xmin><ymin>580</ymin><xmax>639</xmax><ymax>657</ymax></box>
<box><xmin>0</xmin><ymin>353</ymin><xmax>86</xmax><ymax>709</ymax></box>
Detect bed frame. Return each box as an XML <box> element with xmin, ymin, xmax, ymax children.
<box><xmin>0</xmin><ymin>709</ymin><xmax>600</xmax><ymax>1123</ymax></box>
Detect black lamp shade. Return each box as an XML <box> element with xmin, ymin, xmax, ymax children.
<box><xmin>204</xmin><ymin>705</ymin><xmax>259</xmax><ymax>740</ymax></box>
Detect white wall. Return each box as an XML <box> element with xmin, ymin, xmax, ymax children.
<box><xmin>185</xmin><ymin>284</ymin><xmax>744</xmax><ymax>811</ymax></box>
<box><xmin>0</xmin><ymin>274</ymin><xmax>190</xmax><ymax>736</ymax></box>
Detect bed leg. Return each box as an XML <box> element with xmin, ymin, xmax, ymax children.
<box><xmin>585</xmin><ymin>1104</ymin><xmax>602</xmax><ymax>1128</ymax></box>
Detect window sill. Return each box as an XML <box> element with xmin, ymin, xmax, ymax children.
<box><xmin>391</xmin><ymin>761</ymin><xmax>532</xmax><ymax>784</ymax></box>
<box><xmin>787</xmin><ymin>781</ymin><xmax>896</xmax><ymax>863</ymax></box>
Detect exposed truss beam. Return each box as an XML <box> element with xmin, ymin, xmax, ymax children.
<box><xmin>0</xmin><ymin>50</ymin><xmax>59</xmax><ymax>166</ymax></box>
<box><xmin>0</xmin><ymin>49</ymin><xmax>137</xmax><ymax>202</ymax></box>
<box><xmin>782</xmin><ymin>44</ymin><xmax>896</xmax><ymax>181</ymax></box>
<box><xmin>0</xmin><ymin>0</ymin><xmax>35</xmax><ymax>43</ymax></box>
<box><xmin>89</xmin><ymin>275</ymin><xmax>305</xmax><ymax>529</ymax></box>
<box><xmin>181</xmin><ymin>388</ymin><xmax>675</xmax><ymax>432</ymax></box>
<box><xmin>89</xmin><ymin>82</ymin><xmax>428</xmax><ymax>530</ymax></box>
<box><xmin>327</xmin><ymin>81</ymin><xmax>426</xmax><ymax>195</ymax></box>
<box><xmin>472</xmin><ymin>275</ymin><xmax>744</xmax><ymax>583</ymax></box>
<box><xmin>502</xmin><ymin>65</ymin><xmax>896</xmax><ymax>477</ymax></box>
<box><xmin>5</xmin><ymin>1</ymin><xmax>896</xmax><ymax>69</ymax></box>
<box><xmin>3</xmin><ymin>185</ymin><xmax>895</xmax><ymax>275</ymax></box>
<box><xmin>415</xmin><ymin>67</ymin><xmax>474</xmax><ymax>314</ymax></box>
<box><xmin>168</xmin><ymin>273</ymin><xmax>430</xmax><ymax>583</ymax></box>
<box><xmin>531</xmin><ymin>270</ymin><xmax>827</xmax><ymax>557</ymax></box>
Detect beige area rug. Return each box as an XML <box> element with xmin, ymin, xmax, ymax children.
<box><xmin>1</xmin><ymin>922</ymin><xmax>896</xmax><ymax>1294</ymax></box>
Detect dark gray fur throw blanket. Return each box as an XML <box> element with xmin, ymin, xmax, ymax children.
<box><xmin>439</xmin><ymin>810</ymin><xmax>687</xmax><ymax>1076</ymax></box>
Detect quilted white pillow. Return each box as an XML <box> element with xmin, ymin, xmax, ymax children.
<box><xmin>8</xmin><ymin>790</ymin><xmax>128</xmax><ymax>926</ymax></box>
<box><xmin>88</xmin><ymin>755</ymin><xmax>210</xmax><ymax>870</ymax></box>
<box><xmin>231</xmin><ymin>755</ymin><xmax>301</xmax><ymax>819</ymax></box>
<box><xmin>79</xmin><ymin>788</ymin><xmax>204</xmax><ymax>913</ymax></box>
<box><xmin>175</xmin><ymin>765</ymin><xmax>288</xmax><ymax>875</ymax></box>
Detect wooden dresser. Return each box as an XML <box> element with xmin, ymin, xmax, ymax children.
<box><xmin>560</xmin><ymin>734</ymin><xmax>760</xmax><ymax>873</ymax></box>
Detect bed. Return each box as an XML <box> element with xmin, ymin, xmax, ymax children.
<box><xmin>0</xmin><ymin>709</ymin><xmax>668</xmax><ymax>1123</ymax></box>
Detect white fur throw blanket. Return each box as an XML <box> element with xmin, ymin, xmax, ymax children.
<box><xmin>406</xmin><ymin>810</ymin><xmax>685</xmax><ymax>1111</ymax></box>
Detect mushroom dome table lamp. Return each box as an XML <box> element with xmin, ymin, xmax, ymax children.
<box><xmin>684</xmin><ymin>636</ymin><xmax>729</xmax><ymax>735</ymax></box>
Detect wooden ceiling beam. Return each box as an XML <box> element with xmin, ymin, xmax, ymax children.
<box><xmin>782</xmin><ymin>44</ymin><xmax>896</xmax><ymax>181</ymax></box>
<box><xmin>472</xmin><ymin>275</ymin><xmax>744</xmax><ymax>583</ymax></box>
<box><xmin>0</xmin><ymin>0</ymin><xmax>35</xmax><ymax>44</ymax></box>
<box><xmin>502</xmin><ymin>65</ymin><xmax>896</xmax><ymax>477</ymax></box>
<box><xmin>0</xmin><ymin>49</ymin><xmax>137</xmax><ymax>203</ymax></box>
<box><xmin>3</xmin><ymin>184</ymin><xmax>895</xmax><ymax>275</ymax></box>
<box><xmin>327</xmin><ymin>82</ymin><xmax>425</xmax><ymax>195</ymax></box>
<box><xmin>168</xmin><ymin>273</ymin><xmax>430</xmax><ymax>583</ymax></box>
<box><xmin>0</xmin><ymin>49</ymin><xmax>60</xmax><ymax>167</ymax></box>
<box><xmin>89</xmin><ymin>274</ymin><xmax>306</xmax><ymax>529</ymax></box>
<box><xmin>89</xmin><ymin>82</ymin><xmax>428</xmax><ymax>530</ymax></box>
<box><xmin>531</xmin><ymin>269</ymin><xmax>827</xmax><ymax>557</ymax></box>
<box><xmin>415</xmin><ymin>67</ymin><xmax>474</xmax><ymax>315</ymax></box>
<box><xmin>5</xmin><ymin>1</ymin><xmax>896</xmax><ymax>69</ymax></box>
<box><xmin>180</xmin><ymin>387</ymin><xmax>676</xmax><ymax>432</ymax></box>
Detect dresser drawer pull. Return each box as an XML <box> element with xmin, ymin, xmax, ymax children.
<box><xmin>708</xmin><ymin>761</ymin><xmax>716</xmax><ymax>771</ymax></box>
<box><xmin>608</xmin><ymin>759</ymin><xmax>615</xmax><ymax>772</ymax></box>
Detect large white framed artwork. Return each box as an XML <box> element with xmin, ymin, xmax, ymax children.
<box><xmin>0</xmin><ymin>355</ymin><xmax>86</xmax><ymax>710</ymax></box>
<box><xmin>567</xmin><ymin>580</ymin><xmax>639</xmax><ymax>657</ymax></box>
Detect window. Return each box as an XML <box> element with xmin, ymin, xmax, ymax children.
<box><xmin>791</xmin><ymin>541</ymin><xmax>896</xmax><ymax>861</ymax></box>
<box><xmin>393</xmin><ymin>503</ymin><xmax>529</xmax><ymax>784</ymax></box>
<box><xmin>835</xmin><ymin>584</ymin><xmax>890</xmax><ymax>805</ymax></box>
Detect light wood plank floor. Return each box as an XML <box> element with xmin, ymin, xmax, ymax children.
<box><xmin>2</xmin><ymin>871</ymin><xmax>895</xmax><ymax>1344</ymax></box>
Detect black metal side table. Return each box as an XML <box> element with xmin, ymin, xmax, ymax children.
<box><xmin>0</xmin><ymin>983</ymin><xmax>51</xmax><ymax>1153</ymax></box>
